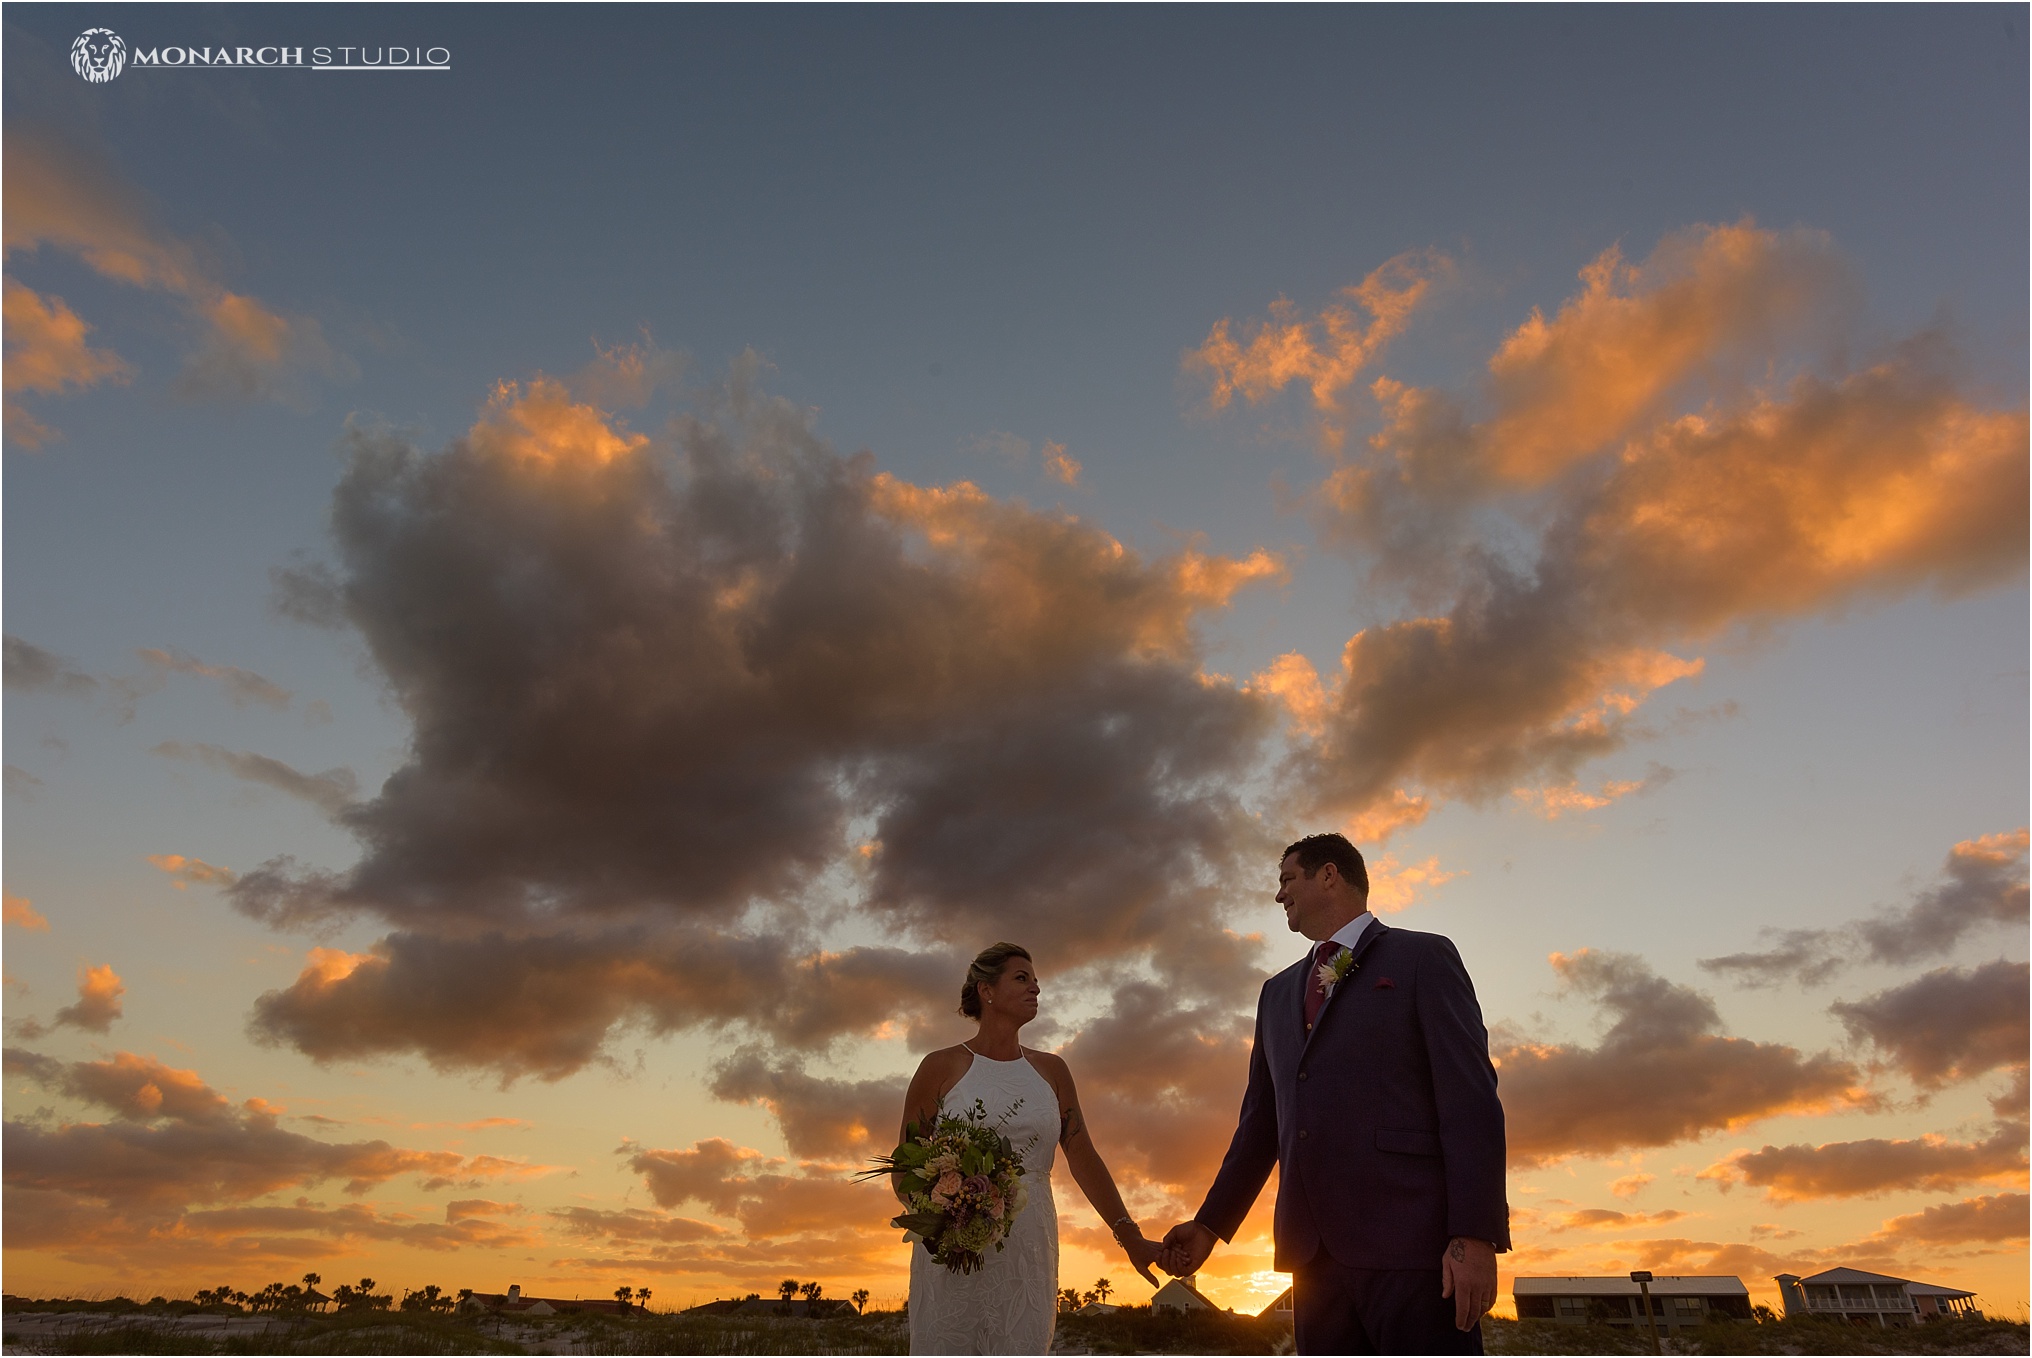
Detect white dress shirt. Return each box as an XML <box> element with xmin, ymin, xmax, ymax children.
<box><xmin>1320</xmin><ymin>910</ymin><xmax>1376</xmax><ymax>957</ymax></box>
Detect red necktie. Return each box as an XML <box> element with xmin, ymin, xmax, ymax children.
<box><xmin>1304</xmin><ymin>939</ymin><xmax>1342</xmax><ymax>1032</ymax></box>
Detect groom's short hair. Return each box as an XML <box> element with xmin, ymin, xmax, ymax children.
<box><xmin>1283</xmin><ymin>833</ymin><xmax>1369</xmax><ymax>896</ymax></box>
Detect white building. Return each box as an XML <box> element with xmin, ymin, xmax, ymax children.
<box><xmin>1775</xmin><ymin>1269</ymin><xmax>1981</xmax><ymax>1326</ymax></box>
<box><xmin>1513</xmin><ymin>1276</ymin><xmax>1751</xmax><ymax>1332</ymax></box>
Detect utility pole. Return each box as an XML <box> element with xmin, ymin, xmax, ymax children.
<box><xmin>1630</xmin><ymin>1271</ymin><xmax>1662</xmax><ymax>1353</ymax></box>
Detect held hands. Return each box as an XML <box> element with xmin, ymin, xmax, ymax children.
<box><xmin>1439</xmin><ymin>1236</ymin><xmax>1498</xmax><ymax>1331</ymax></box>
<box><xmin>1116</xmin><ymin>1228</ymin><xmax>1163</xmax><ymax>1288</ymax></box>
<box><xmin>1158</xmin><ymin>1220</ymin><xmax>1217</xmax><ymax>1278</ymax></box>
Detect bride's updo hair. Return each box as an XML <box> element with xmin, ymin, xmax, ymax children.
<box><xmin>959</xmin><ymin>942</ymin><xmax>1032</xmax><ymax>1019</ymax></box>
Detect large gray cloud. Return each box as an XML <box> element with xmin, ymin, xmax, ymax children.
<box><xmin>240</xmin><ymin>366</ymin><xmax>1282</xmax><ymax>1077</ymax></box>
<box><xmin>1831</xmin><ymin>960</ymin><xmax>2029</xmax><ymax>1090</ymax></box>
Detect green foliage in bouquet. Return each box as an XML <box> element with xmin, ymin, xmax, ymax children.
<box><xmin>859</xmin><ymin>1098</ymin><xmax>1031</xmax><ymax>1275</ymax></box>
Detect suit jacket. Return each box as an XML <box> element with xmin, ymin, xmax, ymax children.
<box><xmin>1195</xmin><ymin>921</ymin><xmax>1509</xmax><ymax>1271</ymax></box>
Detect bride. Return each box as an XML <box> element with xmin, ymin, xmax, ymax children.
<box><xmin>895</xmin><ymin>942</ymin><xmax>1164</xmax><ymax>1355</ymax></box>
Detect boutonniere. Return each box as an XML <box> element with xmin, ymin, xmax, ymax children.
<box><xmin>1315</xmin><ymin>947</ymin><xmax>1356</xmax><ymax>994</ymax></box>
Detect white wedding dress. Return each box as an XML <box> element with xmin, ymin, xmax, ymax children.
<box><xmin>908</xmin><ymin>1050</ymin><xmax>1061</xmax><ymax>1355</ymax></box>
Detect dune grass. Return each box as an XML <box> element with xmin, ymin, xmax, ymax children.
<box><xmin>5</xmin><ymin>1302</ymin><xmax>2025</xmax><ymax>1355</ymax></box>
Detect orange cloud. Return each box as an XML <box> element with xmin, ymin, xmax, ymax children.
<box><xmin>1513</xmin><ymin>766</ymin><xmax>1673</xmax><ymax>820</ymax></box>
<box><xmin>3</xmin><ymin>132</ymin><xmax>198</xmax><ymax>290</ymax></box>
<box><xmin>1577</xmin><ymin>363</ymin><xmax>2027</xmax><ymax>627</ymax></box>
<box><xmin>1186</xmin><ymin>249</ymin><xmax>1445</xmax><ymax>414</ymax></box>
<box><xmin>3</xmin><ymin>277</ymin><xmax>130</xmax><ymax>446</ymax></box>
<box><xmin>54</xmin><ymin>965</ymin><xmax>125</xmax><ymax>1033</ymax></box>
<box><xmin>1553</xmin><ymin>1207</ymin><xmax>1690</xmax><ymax>1232</ymax></box>
<box><xmin>4</xmin><ymin>891</ymin><xmax>49</xmax><ymax>932</ymax></box>
<box><xmin>3</xmin><ymin>129</ymin><xmax>351</xmax><ymax>422</ymax></box>
<box><xmin>1482</xmin><ymin>222</ymin><xmax>1846</xmax><ymax>483</ymax></box>
<box><xmin>1292</xmin><ymin>346</ymin><xmax>2021</xmax><ymax>824</ymax></box>
<box><xmin>1260</xmin><ymin>223</ymin><xmax>2023</xmax><ymax>830</ymax></box>
<box><xmin>147</xmin><ymin>854</ymin><xmax>238</xmax><ymax>891</ymax></box>
<box><xmin>1041</xmin><ymin>440</ymin><xmax>1082</xmax><ymax>486</ymax></box>
<box><xmin>1247</xmin><ymin>652</ymin><xmax>1329</xmax><ymax>737</ymax></box>
<box><xmin>1608</xmin><ymin>1173</ymin><xmax>1654</xmax><ymax>1200</ymax></box>
<box><xmin>468</xmin><ymin>377</ymin><xmax>649</xmax><ymax>470</ymax></box>
<box><xmin>1345</xmin><ymin>789</ymin><xmax>1431</xmax><ymax>845</ymax></box>
<box><xmin>6</xmin><ymin>1049</ymin><xmax>230</xmax><ymax>1123</ymax></box>
<box><xmin>1364</xmin><ymin>853</ymin><xmax>1462</xmax><ymax>913</ymax></box>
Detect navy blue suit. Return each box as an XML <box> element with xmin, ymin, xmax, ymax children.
<box><xmin>1195</xmin><ymin>921</ymin><xmax>1508</xmax><ymax>1352</ymax></box>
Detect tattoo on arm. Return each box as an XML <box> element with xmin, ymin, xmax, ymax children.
<box><xmin>1059</xmin><ymin>1103</ymin><xmax>1084</xmax><ymax>1146</ymax></box>
<box><xmin>1450</xmin><ymin>1239</ymin><xmax>1466</xmax><ymax>1262</ymax></box>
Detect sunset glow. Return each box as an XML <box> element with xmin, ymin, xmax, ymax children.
<box><xmin>4</xmin><ymin>7</ymin><xmax>2024</xmax><ymax>1330</ymax></box>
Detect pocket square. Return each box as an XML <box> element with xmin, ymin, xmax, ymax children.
<box><xmin>1374</xmin><ymin>977</ymin><xmax>1396</xmax><ymax>989</ymax></box>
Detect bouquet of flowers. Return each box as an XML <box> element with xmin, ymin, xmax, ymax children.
<box><xmin>860</xmin><ymin>1098</ymin><xmax>1030</xmax><ymax>1275</ymax></box>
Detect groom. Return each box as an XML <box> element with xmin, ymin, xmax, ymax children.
<box><xmin>1162</xmin><ymin>833</ymin><xmax>1508</xmax><ymax>1354</ymax></box>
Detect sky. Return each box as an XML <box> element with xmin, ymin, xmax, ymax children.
<box><xmin>3</xmin><ymin>3</ymin><xmax>2027</xmax><ymax>1321</ymax></box>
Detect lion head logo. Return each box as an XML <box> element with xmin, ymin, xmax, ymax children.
<box><xmin>71</xmin><ymin>28</ymin><xmax>127</xmax><ymax>83</ymax></box>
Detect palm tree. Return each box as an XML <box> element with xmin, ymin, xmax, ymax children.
<box><xmin>1059</xmin><ymin>1289</ymin><xmax>1079</xmax><ymax>1313</ymax></box>
<box><xmin>1094</xmin><ymin>1278</ymin><xmax>1112</xmax><ymax>1304</ymax></box>
<box><xmin>614</xmin><ymin>1286</ymin><xmax>634</xmax><ymax>1306</ymax></box>
<box><xmin>301</xmin><ymin>1273</ymin><xmax>321</xmax><ymax>1290</ymax></box>
<box><xmin>779</xmin><ymin>1279</ymin><xmax>800</xmax><ymax>1303</ymax></box>
<box><xmin>637</xmin><ymin>1288</ymin><xmax>653</xmax><ymax>1312</ymax></box>
<box><xmin>800</xmin><ymin>1281</ymin><xmax>824</xmax><ymax>1304</ymax></box>
<box><xmin>851</xmin><ymin>1289</ymin><xmax>869</xmax><ymax>1314</ymax></box>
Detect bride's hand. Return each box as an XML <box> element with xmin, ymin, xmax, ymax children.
<box><xmin>1119</xmin><ymin>1230</ymin><xmax>1163</xmax><ymax>1288</ymax></box>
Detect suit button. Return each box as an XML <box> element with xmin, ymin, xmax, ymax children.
<box><xmin>1298</xmin><ymin>1129</ymin><xmax>1308</xmax><ymax>1139</ymax></box>
<box><xmin>1298</xmin><ymin>1071</ymin><xmax>1308</xmax><ymax>1081</ymax></box>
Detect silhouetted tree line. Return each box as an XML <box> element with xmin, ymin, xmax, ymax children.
<box><xmin>1058</xmin><ymin>1278</ymin><xmax>1114</xmax><ymax>1312</ymax></box>
<box><xmin>181</xmin><ymin>1274</ymin><xmax>460</xmax><ymax>1315</ymax></box>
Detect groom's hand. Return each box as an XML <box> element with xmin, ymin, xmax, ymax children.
<box><xmin>1439</xmin><ymin>1237</ymin><xmax>1497</xmax><ymax>1331</ymax></box>
<box><xmin>1159</xmin><ymin>1220</ymin><xmax>1217</xmax><ymax>1277</ymax></box>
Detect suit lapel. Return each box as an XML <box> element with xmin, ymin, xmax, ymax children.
<box><xmin>1301</xmin><ymin>919</ymin><xmax>1391</xmax><ymax>1055</ymax></box>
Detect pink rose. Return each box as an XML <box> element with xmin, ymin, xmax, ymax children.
<box><xmin>935</xmin><ymin>1170</ymin><xmax>962</xmax><ymax>1198</ymax></box>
